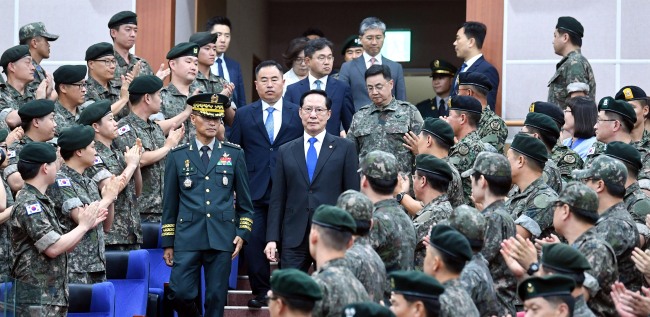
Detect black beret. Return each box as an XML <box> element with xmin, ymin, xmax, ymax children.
<box><xmin>342</xmin><ymin>302</ymin><xmax>395</xmax><ymax>317</ymax></box>
<box><xmin>518</xmin><ymin>275</ymin><xmax>575</xmax><ymax>301</ymax></box>
<box><xmin>166</xmin><ymin>42</ymin><xmax>199</xmax><ymax>60</ymax></box>
<box><xmin>510</xmin><ymin>133</ymin><xmax>549</xmax><ymax>163</ymax></box>
<box><xmin>458</xmin><ymin>71</ymin><xmax>493</xmax><ymax>91</ymax></box>
<box><xmin>415</xmin><ymin>154</ymin><xmax>452</xmax><ymax>182</ymax></box>
<box><xmin>128</xmin><ymin>75</ymin><xmax>163</xmax><ymax>94</ymax></box>
<box><xmin>189</xmin><ymin>32</ymin><xmax>219</xmax><ymax>48</ymax></box>
<box><xmin>270</xmin><ymin>268</ymin><xmax>322</xmax><ymax>301</ymax></box>
<box><xmin>312</xmin><ymin>204</ymin><xmax>356</xmax><ymax>233</ymax></box>
<box><xmin>390</xmin><ymin>270</ymin><xmax>444</xmax><ymax>300</ymax></box>
<box><xmin>556</xmin><ymin>16</ymin><xmax>584</xmax><ymax>38</ymax></box>
<box><xmin>187</xmin><ymin>93</ymin><xmax>229</xmax><ymax>118</ymax></box>
<box><xmin>421</xmin><ymin>118</ymin><xmax>455</xmax><ymax>147</ymax></box>
<box><xmin>18</xmin><ymin>99</ymin><xmax>55</xmax><ymax>121</ymax></box>
<box><xmin>524</xmin><ymin>112</ymin><xmax>560</xmax><ymax>139</ymax></box>
<box><xmin>85</xmin><ymin>42</ymin><xmax>114</xmax><ymax>61</ymax></box>
<box><xmin>449</xmin><ymin>95</ymin><xmax>482</xmax><ymax>115</ymax></box>
<box><xmin>598</xmin><ymin>96</ymin><xmax>636</xmax><ymax>124</ymax></box>
<box><xmin>541</xmin><ymin>243</ymin><xmax>591</xmax><ymax>275</ymax></box>
<box><xmin>1</xmin><ymin>45</ymin><xmax>30</xmax><ymax>70</ymax></box>
<box><xmin>0</xmin><ymin>129</ymin><xmax>9</xmax><ymax>143</ymax></box>
<box><xmin>340</xmin><ymin>35</ymin><xmax>362</xmax><ymax>56</ymax></box>
<box><xmin>615</xmin><ymin>86</ymin><xmax>648</xmax><ymax>102</ymax></box>
<box><xmin>77</xmin><ymin>100</ymin><xmax>112</xmax><ymax>125</ymax></box>
<box><xmin>108</xmin><ymin>11</ymin><xmax>137</xmax><ymax>29</ymax></box>
<box><xmin>428</xmin><ymin>224</ymin><xmax>472</xmax><ymax>262</ymax></box>
<box><xmin>605</xmin><ymin>141</ymin><xmax>643</xmax><ymax>172</ymax></box>
<box><xmin>53</xmin><ymin>65</ymin><xmax>87</xmax><ymax>85</ymax></box>
<box><xmin>529</xmin><ymin>101</ymin><xmax>564</xmax><ymax>127</ymax></box>
<box><xmin>429</xmin><ymin>59</ymin><xmax>457</xmax><ymax>77</ymax></box>
<box><xmin>58</xmin><ymin>125</ymin><xmax>95</xmax><ymax>151</ymax></box>
<box><xmin>19</xmin><ymin>142</ymin><xmax>57</xmax><ymax>164</ymax></box>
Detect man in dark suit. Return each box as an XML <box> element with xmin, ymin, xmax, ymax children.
<box><xmin>229</xmin><ymin>60</ymin><xmax>303</xmax><ymax>308</ymax></box>
<box><xmin>264</xmin><ymin>90</ymin><xmax>359</xmax><ymax>272</ymax></box>
<box><xmin>285</xmin><ymin>38</ymin><xmax>354</xmax><ymax>136</ymax></box>
<box><xmin>207</xmin><ymin>16</ymin><xmax>246</xmax><ymax>107</ymax></box>
<box><xmin>451</xmin><ymin>21</ymin><xmax>500</xmax><ymax>111</ymax></box>
<box><xmin>339</xmin><ymin>17</ymin><xmax>406</xmax><ymax>111</ymax></box>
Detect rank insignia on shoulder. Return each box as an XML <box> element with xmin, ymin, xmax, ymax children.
<box><xmin>56</xmin><ymin>178</ymin><xmax>71</xmax><ymax>187</ymax></box>
<box><xmin>7</xmin><ymin>150</ymin><xmax>15</xmax><ymax>158</ymax></box>
<box><xmin>117</xmin><ymin>125</ymin><xmax>131</xmax><ymax>135</ymax></box>
<box><xmin>93</xmin><ymin>156</ymin><xmax>103</xmax><ymax>165</ymax></box>
<box><xmin>223</xmin><ymin>141</ymin><xmax>240</xmax><ymax>149</ymax></box>
<box><xmin>26</xmin><ymin>202</ymin><xmax>42</xmax><ymax>215</ymax></box>
<box><xmin>171</xmin><ymin>143</ymin><xmax>189</xmax><ymax>151</ymax></box>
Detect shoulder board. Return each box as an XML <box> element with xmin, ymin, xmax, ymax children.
<box><xmin>56</xmin><ymin>178</ymin><xmax>72</xmax><ymax>187</ymax></box>
<box><xmin>222</xmin><ymin>141</ymin><xmax>241</xmax><ymax>149</ymax></box>
<box><xmin>117</xmin><ymin>125</ymin><xmax>131</xmax><ymax>135</ymax></box>
<box><xmin>171</xmin><ymin>143</ymin><xmax>189</xmax><ymax>152</ymax></box>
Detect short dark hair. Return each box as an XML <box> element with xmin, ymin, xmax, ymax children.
<box><xmin>355</xmin><ymin>220</ymin><xmax>372</xmax><ymax>236</ymax></box>
<box><xmin>365</xmin><ymin>64</ymin><xmax>392</xmax><ymax>81</ymax></box>
<box><xmin>418</xmin><ymin>170</ymin><xmax>450</xmax><ymax>193</ymax></box>
<box><xmin>603</xmin><ymin>111</ymin><xmax>633</xmax><ymax>133</ymax></box>
<box><xmin>403</xmin><ymin>295</ymin><xmax>441</xmax><ymax>317</ymax></box>
<box><xmin>17</xmin><ymin>160</ymin><xmax>44</xmax><ymax>180</ymax></box>
<box><xmin>603</xmin><ymin>180</ymin><xmax>626</xmax><ymax>198</ymax></box>
<box><xmin>301</xmin><ymin>27</ymin><xmax>325</xmax><ymax>38</ymax></box>
<box><xmin>255</xmin><ymin>60</ymin><xmax>284</xmax><ymax>78</ymax></box>
<box><xmin>466</xmin><ymin>85</ymin><xmax>488</xmax><ymax>98</ymax></box>
<box><xmin>366</xmin><ymin>175</ymin><xmax>397</xmax><ymax>195</ymax></box>
<box><xmin>512</xmin><ymin>151</ymin><xmax>544</xmax><ymax>173</ymax></box>
<box><xmin>205</xmin><ymin>16</ymin><xmax>231</xmax><ymax>31</ymax></box>
<box><xmin>452</xmin><ymin>109</ymin><xmax>480</xmax><ymax>128</ymax></box>
<box><xmin>525</xmin><ymin>126</ymin><xmax>558</xmax><ymax>151</ymax></box>
<box><xmin>545</xmin><ymin>295</ymin><xmax>576</xmax><ymax>317</ymax></box>
<box><xmin>564</xmin><ymin>203</ymin><xmax>598</xmax><ymax>225</ymax></box>
<box><xmin>433</xmin><ymin>246</ymin><xmax>466</xmax><ymax>274</ymax></box>
<box><xmin>557</xmin><ymin>28</ymin><xmax>582</xmax><ymax>47</ymax></box>
<box><xmin>282</xmin><ymin>37</ymin><xmax>309</xmax><ymax>69</ymax></box>
<box><xmin>300</xmin><ymin>90</ymin><xmax>332</xmax><ymax>110</ymax></box>
<box><xmin>621</xmin><ymin>160</ymin><xmax>639</xmax><ymax>180</ymax></box>
<box><xmin>472</xmin><ymin>172</ymin><xmax>512</xmax><ymax>197</ymax></box>
<box><xmin>20</xmin><ymin>119</ymin><xmax>32</xmax><ymax>133</ymax></box>
<box><xmin>461</xmin><ymin>22</ymin><xmax>487</xmax><ymax>49</ymax></box>
<box><xmin>313</xmin><ymin>225</ymin><xmax>352</xmax><ymax>251</ymax></box>
<box><xmin>303</xmin><ymin>38</ymin><xmax>333</xmax><ymax>58</ymax></box>
<box><xmin>277</xmin><ymin>295</ymin><xmax>316</xmax><ymax>313</ymax></box>
<box><xmin>421</xmin><ymin>130</ymin><xmax>451</xmax><ymax>152</ymax></box>
<box><xmin>60</xmin><ymin>148</ymin><xmax>76</xmax><ymax>161</ymax></box>
<box><xmin>129</xmin><ymin>93</ymin><xmax>145</xmax><ymax>105</ymax></box>
<box><xmin>566</xmin><ymin>97</ymin><xmax>597</xmax><ymax>139</ymax></box>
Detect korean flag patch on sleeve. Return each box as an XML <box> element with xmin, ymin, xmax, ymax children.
<box><xmin>26</xmin><ymin>202</ymin><xmax>42</xmax><ymax>215</ymax></box>
<box><xmin>117</xmin><ymin>125</ymin><xmax>131</xmax><ymax>136</ymax></box>
<box><xmin>7</xmin><ymin>150</ymin><xmax>15</xmax><ymax>159</ymax></box>
<box><xmin>93</xmin><ymin>156</ymin><xmax>103</xmax><ymax>165</ymax></box>
<box><xmin>56</xmin><ymin>178</ymin><xmax>71</xmax><ymax>187</ymax></box>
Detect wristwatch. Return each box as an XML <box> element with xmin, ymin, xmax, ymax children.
<box><xmin>396</xmin><ymin>192</ymin><xmax>407</xmax><ymax>203</ymax></box>
<box><xmin>527</xmin><ymin>262</ymin><xmax>540</xmax><ymax>276</ymax></box>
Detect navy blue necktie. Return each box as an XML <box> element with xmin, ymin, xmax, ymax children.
<box><xmin>307</xmin><ymin>137</ymin><xmax>317</xmax><ymax>182</ymax></box>
<box><xmin>200</xmin><ymin>146</ymin><xmax>210</xmax><ymax>168</ymax></box>
<box><xmin>453</xmin><ymin>63</ymin><xmax>468</xmax><ymax>93</ymax></box>
<box><xmin>217</xmin><ymin>58</ymin><xmax>225</xmax><ymax>78</ymax></box>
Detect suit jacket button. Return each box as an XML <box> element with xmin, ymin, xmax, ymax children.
<box><xmin>270</xmin><ymin>148</ymin><xmax>273</xmax><ymax>151</ymax></box>
<box><xmin>206</xmin><ymin>201</ymin><xmax>211</xmax><ymax>205</ymax></box>
<box><xmin>207</xmin><ymin>213</ymin><xmax>211</xmax><ymax>218</ymax></box>
<box><xmin>180</xmin><ymin>218</ymin><xmax>183</xmax><ymax>222</ymax></box>
<box><xmin>206</xmin><ymin>188</ymin><xmax>210</xmax><ymax>193</ymax></box>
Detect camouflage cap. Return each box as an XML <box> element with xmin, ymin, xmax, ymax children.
<box><xmin>541</xmin><ymin>243</ymin><xmax>591</xmax><ymax>275</ymax></box>
<box><xmin>358</xmin><ymin>150</ymin><xmax>398</xmax><ymax>181</ymax></box>
<box><xmin>389</xmin><ymin>270</ymin><xmax>444</xmax><ymax>300</ymax></box>
<box><xmin>19</xmin><ymin>22</ymin><xmax>59</xmax><ymax>42</ymax></box>
<box><xmin>604</xmin><ymin>141</ymin><xmax>642</xmax><ymax>172</ymax></box>
<box><xmin>598</xmin><ymin>96</ymin><xmax>637</xmax><ymax>125</ymax></box>
<box><xmin>336</xmin><ymin>190</ymin><xmax>373</xmax><ymax>222</ymax></box>
<box><xmin>518</xmin><ymin>275</ymin><xmax>575</xmax><ymax>301</ymax></box>
<box><xmin>446</xmin><ymin>205</ymin><xmax>486</xmax><ymax>249</ymax></box>
<box><xmin>615</xmin><ymin>85</ymin><xmax>647</xmax><ymax>102</ymax></box>
<box><xmin>270</xmin><ymin>268</ymin><xmax>322</xmax><ymax>301</ymax></box>
<box><xmin>557</xmin><ymin>182</ymin><xmax>598</xmax><ymax>218</ymax></box>
<box><xmin>421</xmin><ymin>117</ymin><xmax>455</xmax><ymax>147</ymax></box>
<box><xmin>343</xmin><ymin>302</ymin><xmax>395</xmax><ymax>317</ymax></box>
<box><xmin>461</xmin><ymin>151</ymin><xmax>511</xmax><ymax>178</ymax></box>
<box><xmin>571</xmin><ymin>155</ymin><xmax>627</xmax><ymax>188</ymax></box>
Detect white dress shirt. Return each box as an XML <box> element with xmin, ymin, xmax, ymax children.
<box><xmin>262</xmin><ymin>99</ymin><xmax>283</xmax><ymax>140</ymax></box>
<box><xmin>363</xmin><ymin>52</ymin><xmax>383</xmax><ymax>69</ymax></box>
<box><xmin>303</xmin><ymin>130</ymin><xmax>326</xmax><ymax>158</ymax></box>
<box><xmin>462</xmin><ymin>53</ymin><xmax>483</xmax><ymax>72</ymax></box>
<box><xmin>210</xmin><ymin>54</ymin><xmax>231</xmax><ymax>82</ymax></box>
<box><xmin>308</xmin><ymin>74</ymin><xmax>328</xmax><ymax>91</ymax></box>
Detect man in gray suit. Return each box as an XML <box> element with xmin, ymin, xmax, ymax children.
<box><xmin>339</xmin><ymin>17</ymin><xmax>406</xmax><ymax>112</ymax></box>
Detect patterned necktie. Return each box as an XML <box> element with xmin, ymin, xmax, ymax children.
<box><xmin>217</xmin><ymin>58</ymin><xmax>225</xmax><ymax>78</ymax></box>
<box><xmin>265</xmin><ymin>107</ymin><xmax>275</xmax><ymax>143</ymax></box>
<box><xmin>369</xmin><ymin>57</ymin><xmax>377</xmax><ymax>68</ymax></box>
<box><xmin>315</xmin><ymin>79</ymin><xmax>322</xmax><ymax>90</ymax></box>
<box><xmin>439</xmin><ymin>98</ymin><xmax>447</xmax><ymax>117</ymax></box>
<box><xmin>453</xmin><ymin>63</ymin><xmax>468</xmax><ymax>93</ymax></box>
<box><xmin>307</xmin><ymin>137</ymin><xmax>318</xmax><ymax>182</ymax></box>
<box><xmin>200</xmin><ymin>146</ymin><xmax>210</xmax><ymax>168</ymax></box>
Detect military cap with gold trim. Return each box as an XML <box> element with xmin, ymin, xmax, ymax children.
<box><xmin>166</xmin><ymin>42</ymin><xmax>199</xmax><ymax>60</ymax></box>
<box><xmin>458</xmin><ymin>71</ymin><xmax>493</xmax><ymax>91</ymax></box>
<box><xmin>53</xmin><ymin>65</ymin><xmax>87</xmax><ymax>85</ymax></box>
<box><xmin>312</xmin><ymin>204</ymin><xmax>356</xmax><ymax>233</ymax></box>
<box><xmin>389</xmin><ymin>270</ymin><xmax>444</xmax><ymax>300</ymax></box>
<box><xmin>598</xmin><ymin>96</ymin><xmax>636</xmax><ymax>124</ymax></box>
<box><xmin>58</xmin><ymin>125</ymin><xmax>96</xmax><ymax>151</ymax></box>
<box><xmin>615</xmin><ymin>85</ymin><xmax>647</xmax><ymax>102</ymax></box>
<box><xmin>429</xmin><ymin>59</ymin><xmax>457</xmax><ymax>77</ymax></box>
<box><xmin>78</xmin><ymin>100</ymin><xmax>112</xmax><ymax>125</ymax></box>
<box><xmin>518</xmin><ymin>275</ymin><xmax>575</xmax><ymax>301</ymax></box>
<box><xmin>19</xmin><ymin>142</ymin><xmax>57</xmax><ymax>164</ymax></box>
<box><xmin>129</xmin><ymin>75</ymin><xmax>163</xmax><ymax>94</ymax></box>
<box><xmin>342</xmin><ymin>302</ymin><xmax>395</xmax><ymax>317</ymax></box>
<box><xmin>449</xmin><ymin>95</ymin><xmax>482</xmax><ymax>114</ymax></box>
<box><xmin>108</xmin><ymin>11</ymin><xmax>137</xmax><ymax>29</ymax></box>
<box><xmin>510</xmin><ymin>133</ymin><xmax>549</xmax><ymax>163</ymax></box>
<box><xmin>421</xmin><ymin>118</ymin><xmax>455</xmax><ymax>147</ymax></box>
<box><xmin>189</xmin><ymin>32</ymin><xmax>219</xmax><ymax>48</ymax></box>
<box><xmin>187</xmin><ymin>93</ymin><xmax>229</xmax><ymax>118</ymax></box>
<box><xmin>1</xmin><ymin>45</ymin><xmax>30</xmax><ymax>70</ymax></box>
<box><xmin>529</xmin><ymin>101</ymin><xmax>564</xmax><ymax>127</ymax></box>
<box><xmin>556</xmin><ymin>16</ymin><xmax>584</xmax><ymax>38</ymax></box>
<box><xmin>270</xmin><ymin>268</ymin><xmax>322</xmax><ymax>301</ymax></box>
<box><xmin>85</xmin><ymin>42</ymin><xmax>114</xmax><ymax>61</ymax></box>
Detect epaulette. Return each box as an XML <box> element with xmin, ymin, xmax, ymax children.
<box><xmin>171</xmin><ymin>143</ymin><xmax>189</xmax><ymax>152</ymax></box>
<box><xmin>222</xmin><ymin>141</ymin><xmax>241</xmax><ymax>149</ymax></box>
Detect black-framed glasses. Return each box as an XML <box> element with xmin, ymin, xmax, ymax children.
<box><xmin>68</xmin><ymin>82</ymin><xmax>87</xmax><ymax>89</ymax></box>
<box><xmin>596</xmin><ymin>118</ymin><xmax>617</xmax><ymax>124</ymax></box>
<box><xmin>94</xmin><ymin>59</ymin><xmax>117</xmax><ymax>66</ymax></box>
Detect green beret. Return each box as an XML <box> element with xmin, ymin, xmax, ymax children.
<box><xmin>524</xmin><ymin>112</ymin><xmax>560</xmax><ymax>139</ymax></box>
<box><xmin>616</xmin><ymin>85</ymin><xmax>648</xmax><ymax>102</ymax></box>
<box><xmin>429</xmin><ymin>59</ymin><xmax>457</xmax><ymax>77</ymax></box>
<box><xmin>556</xmin><ymin>16</ymin><xmax>584</xmax><ymax>38</ymax></box>
<box><xmin>529</xmin><ymin>101</ymin><xmax>564</xmax><ymax>127</ymax></box>
<box><xmin>189</xmin><ymin>32</ymin><xmax>218</xmax><ymax>48</ymax></box>
<box><xmin>449</xmin><ymin>95</ymin><xmax>482</xmax><ymax>114</ymax></box>
<box><xmin>447</xmin><ymin>205</ymin><xmax>486</xmax><ymax>249</ymax></box>
<box><xmin>18</xmin><ymin>99</ymin><xmax>55</xmax><ymax>121</ymax></box>
<box><xmin>556</xmin><ymin>182</ymin><xmax>598</xmax><ymax>222</ymax></box>
<box><xmin>510</xmin><ymin>133</ymin><xmax>549</xmax><ymax>163</ymax></box>
<box><xmin>85</xmin><ymin>42</ymin><xmax>114</xmax><ymax>61</ymax></box>
<box><xmin>1</xmin><ymin>45</ymin><xmax>30</xmax><ymax>70</ymax></box>
<box><xmin>461</xmin><ymin>151</ymin><xmax>511</xmax><ymax>178</ymax></box>
<box><xmin>336</xmin><ymin>190</ymin><xmax>373</xmax><ymax>222</ymax></box>
<box><xmin>605</xmin><ymin>141</ymin><xmax>642</xmax><ymax>171</ymax></box>
<box><xmin>428</xmin><ymin>224</ymin><xmax>472</xmax><ymax>262</ymax></box>
<box><xmin>270</xmin><ymin>268</ymin><xmax>322</xmax><ymax>301</ymax></box>
<box><xmin>58</xmin><ymin>125</ymin><xmax>96</xmax><ymax>151</ymax></box>
<box><xmin>389</xmin><ymin>270</ymin><xmax>444</xmax><ymax>300</ymax></box>
<box><xmin>129</xmin><ymin>75</ymin><xmax>163</xmax><ymax>94</ymax></box>
<box><xmin>312</xmin><ymin>204</ymin><xmax>356</xmax><ymax>233</ymax></box>
<box><xmin>459</xmin><ymin>72</ymin><xmax>492</xmax><ymax>91</ymax></box>
<box><xmin>77</xmin><ymin>100</ymin><xmax>112</xmax><ymax>125</ymax></box>
<box><xmin>598</xmin><ymin>96</ymin><xmax>636</xmax><ymax>125</ymax></box>
<box><xmin>0</xmin><ymin>129</ymin><xmax>9</xmax><ymax>143</ymax></box>
<box><xmin>166</xmin><ymin>42</ymin><xmax>199</xmax><ymax>60</ymax></box>
<box><xmin>358</xmin><ymin>150</ymin><xmax>398</xmax><ymax>181</ymax></box>
<box><xmin>541</xmin><ymin>243</ymin><xmax>591</xmax><ymax>275</ymax></box>
<box><xmin>19</xmin><ymin>142</ymin><xmax>57</xmax><ymax>164</ymax></box>
<box><xmin>108</xmin><ymin>11</ymin><xmax>137</xmax><ymax>29</ymax></box>
<box><xmin>421</xmin><ymin>118</ymin><xmax>454</xmax><ymax>147</ymax></box>
<box><xmin>518</xmin><ymin>275</ymin><xmax>575</xmax><ymax>301</ymax></box>
<box><xmin>342</xmin><ymin>302</ymin><xmax>395</xmax><ymax>317</ymax></box>
<box><xmin>415</xmin><ymin>154</ymin><xmax>452</xmax><ymax>182</ymax></box>
<box><xmin>19</xmin><ymin>22</ymin><xmax>59</xmax><ymax>42</ymax></box>
<box><xmin>340</xmin><ymin>35</ymin><xmax>362</xmax><ymax>56</ymax></box>
<box><xmin>187</xmin><ymin>93</ymin><xmax>228</xmax><ymax>118</ymax></box>
<box><xmin>53</xmin><ymin>65</ymin><xmax>87</xmax><ymax>85</ymax></box>
<box><xmin>572</xmin><ymin>155</ymin><xmax>627</xmax><ymax>188</ymax></box>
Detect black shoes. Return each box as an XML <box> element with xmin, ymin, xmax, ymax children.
<box><xmin>247</xmin><ymin>294</ymin><xmax>269</xmax><ymax>308</ymax></box>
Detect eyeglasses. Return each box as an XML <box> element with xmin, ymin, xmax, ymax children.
<box><xmin>68</xmin><ymin>82</ymin><xmax>87</xmax><ymax>89</ymax></box>
<box><xmin>315</xmin><ymin>55</ymin><xmax>334</xmax><ymax>62</ymax></box>
<box><xmin>94</xmin><ymin>59</ymin><xmax>117</xmax><ymax>66</ymax></box>
<box><xmin>302</xmin><ymin>107</ymin><xmax>328</xmax><ymax>115</ymax></box>
<box><xmin>367</xmin><ymin>82</ymin><xmax>390</xmax><ymax>92</ymax></box>
<box><xmin>596</xmin><ymin>118</ymin><xmax>617</xmax><ymax>124</ymax></box>
<box><xmin>294</xmin><ymin>57</ymin><xmax>305</xmax><ymax>64</ymax></box>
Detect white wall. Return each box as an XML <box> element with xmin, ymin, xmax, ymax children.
<box><xmin>175</xmin><ymin>0</ymin><xmax>196</xmax><ymax>44</ymax></box>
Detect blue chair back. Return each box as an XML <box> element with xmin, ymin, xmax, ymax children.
<box><xmin>68</xmin><ymin>282</ymin><xmax>115</xmax><ymax>317</ymax></box>
<box><xmin>106</xmin><ymin>250</ymin><xmax>150</xmax><ymax>316</ymax></box>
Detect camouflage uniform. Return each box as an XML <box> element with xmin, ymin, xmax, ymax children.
<box><xmin>552</xmin><ymin>144</ymin><xmax>584</xmax><ymax>183</ymax></box>
<box><xmin>160</xmin><ymin>82</ymin><xmax>202</xmax><ymax>143</ymax></box>
<box><xmin>113</xmin><ymin>50</ymin><xmax>154</xmax><ymax>82</ymax></box>
<box><xmin>624</xmin><ymin>182</ymin><xmax>650</xmax><ymax>224</ymax></box>
<box><xmin>547</xmin><ymin>50</ymin><xmax>596</xmax><ymax>109</ymax></box>
<box><xmin>4</xmin><ymin>135</ymin><xmax>35</xmax><ymax>180</ymax></box>
<box><xmin>543</xmin><ymin>159</ymin><xmax>563</xmax><ymax>193</ymax></box>
<box><xmin>459</xmin><ymin>253</ymin><xmax>501</xmax><ymax>317</ymax></box>
<box><xmin>53</xmin><ymin>101</ymin><xmax>79</xmax><ymax>136</ymax></box>
<box><xmin>584</xmin><ymin>141</ymin><xmax>606</xmax><ymax>167</ymax></box>
<box><xmin>85</xmin><ymin>76</ymin><xmax>127</xmax><ymax>119</ymax></box>
<box><xmin>311</xmin><ymin>258</ymin><xmax>370</xmax><ymax>317</ymax></box>
<box><xmin>194</xmin><ymin>71</ymin><xmax>227</xmax><ymax>95</ymax></box>
<box><xmin>46</xmin><ymin>164</ymin><xmax>105</xmax><ymax>284</ymax></box>
<box><xmin>26</xmin><ymin>60</ymin><xmax>47</xmax><ymax>94</ymax></box>
<box><xmin>448</xmin><ymin>130</ymin><xmax>486</xmax><ymax>204</ymax></box>
<box><xmin>0</xmin><ymin>83</ymin><xmax>35</xmax><ymax>129</ymax></box>
<box><xmin>574</xmin><ymin>295</ymin><xmax>596</xmax><ymax>317</ymax></box>
<box><xmin>444</xmin><ymin>158</ymin><xmax>467</xmax><ymax>208</ymax></box>
<box><xmin>114</xmin><ymin>112</ymin><xmax>166</xmax><ymax>222</ymax></box>
<box><xmin>347</xmin><ymin>98</ymin><xmax>424</xmax><ymax>174</ymax></box>
<box><xmin>343</xmin><ymin>236</ymin><xmax>387</xmax><ymax>302</ymax></box>
<box><xmin>412</xmin><ymin>194</ymin><xmax>452</xmax><ymax>269</ymax></box>
<box><xmin>439</xmin><ymin>278</ymin><xmax>479</xmax><ymax>317</ymax></box>
<box><xmin>369</xmin><ymin>199</ymin><xmax>416</xmax><ymax>272</ymax></box>
<box><xmin>505</xmin><ymin>177</ymin><xmax>558</xmax><ymax>238</ymax></box>
<box><xmin>0</xmin><ymin>176</ymin><xmax>14</xmax><ymax>276</ymax></box>
<box><xmin>85</xmin><ymin>141</ymin><xmax>141</xmax><ymax>248</ymax></box>
<box><xmin>10</xmin><ymin>183</ymin><xmax>68</xmax><ymax>314</ymax></box>
<box><xmin>477</xmin><ymin>108</ymin><xmax>508</xmax><ymax>154</ymax></box>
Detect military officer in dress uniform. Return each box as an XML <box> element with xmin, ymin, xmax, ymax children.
<box><xmin>415</xmin><ymin>59</ymin><xmax>456</xmax><ymax>119</ymax></box>
<box><xmin>162</xmin><ymin>93</ymin><xmax>254</xmax><ymax>317</ymax></box>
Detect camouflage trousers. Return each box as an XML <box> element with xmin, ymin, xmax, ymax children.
<box><xmin>16</xmin><ymin>304</ymin><xmax>67</xmax><ymax>317</ymax></box>
<box><xmin>68</xmin><ymin>271</ymin><xmax>106</xmax><ymax>284</ymax></box>
<box><xmin>141</xmin><ymin>213</ymin><xmax>162</xmax><ymax>223</ymax></box>
<box><xmin>105</xmin><ymin>244</ymin><xmax>141</xmax><ymax>251</ymax></box>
